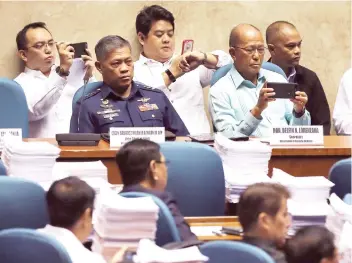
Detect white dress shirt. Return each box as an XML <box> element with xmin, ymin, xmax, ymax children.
<box><xmin>14</xmin><ymin>60</ymin><xmax>91</xmax><ymax>138</ymax></box>
<box><xmin>133</xmin><ymin>51</ymin><xmax>232</xmax><ymax>134</ymax></box>
<box><xmin>38</xmin><ymin>225</ymin><xmax>106</xmax><ymax>263</ymax></box>
<box><xmin>333</xmin><ymin>68</ymin><xmax>352</xmax><ymax>135</ymax></box>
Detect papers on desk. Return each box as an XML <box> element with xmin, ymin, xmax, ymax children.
<box><xmin>214</xmin><ymin>133</ymin><xmax>272</xmax><ymax>203</ymax></box>
<box><xmin>1</xmin><ymin>137</ymin><xmax>60</xmax><ymax>183</ymax></box>
<box><xmin>92</xmin><ymin>189</ymin><xmax>159</xmax><ymax>261</ymax></box>
<box><xmin>135</xmin><ymin>239</ymin><xmax>208</xmax><ymax>263</ymax></box>
<box><xmin>272</xmin><ymin>169</ymin><xmax>334</xmax><ymax>235</ymax></box>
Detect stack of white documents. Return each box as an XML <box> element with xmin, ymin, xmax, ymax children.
<box><xmin>272</xmin><ymin>168</ymin><xmax>334</xmax><ymax>235</ymax></box>
<box><xmin>214</xmin><ymin>133</ymin><xmax>272</xmax><ymax>203</ymax></box>
<box><xmin>134</xmin><ymin>239</ymin><xmax>208</xmax><ymax>263</ymax></box>
<box><xmin>92</xmin><ymin>189</ymin><xmax>159</xmax><ymax>261</ymax></box>
<box><xmin>1</xmin><ymin>138</ymin><xmax>60</xmax><ymax>183</ymax></box>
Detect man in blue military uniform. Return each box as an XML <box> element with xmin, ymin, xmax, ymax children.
<box><xmin>70</xmin><ymin>35</ymin><xmax>189</xmax><ymax>136</ymax></box>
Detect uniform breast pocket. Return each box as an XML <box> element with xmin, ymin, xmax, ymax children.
<box><xmin>97</xmin><ymin>114</ymin><xmax>126</xmax><ymax>133</ymax></box>
<box><xmin>138</xmin><ymin>110</ymin><xmax>163</xmax><ymax>127</ymax></box>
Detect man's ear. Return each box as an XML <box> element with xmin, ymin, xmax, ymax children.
<box><xmin>137</xmin><ymin>32</ymin><xmax>146</xmax><ymax>46</ymax></box>
<box><xmin>268</xmin><ymin>44</ymin><xmax>275</xmax><ymax>54</ymax></box>
<box><xmin>229</xmin><ymin>47</ymin><xmax>236</xmax><ymax>62</ymax></box>
<box><xmin>258</xmin><ymin>212</ymin><xmax>271</xmax><ymax>231</ymax></box>
<box><xmin>18</xmin><ymin>50</ymin><xmax>28</xmax><ymax>63</ymax></box>
<box><xmin>95</xmin><ymin>61</ymin><xmax>102</xmax><ymax>74</ymax></box>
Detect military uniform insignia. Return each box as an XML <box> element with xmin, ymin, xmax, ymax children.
<box><xmin>103</xmin><ymin>113</ymin><xmax>119</xmax><ymax>120</ymax></box>
<box><xmin>97</xmin><ymin>109</ymin><xmax>120</xmax><ymax>115</ymax></box>
<box><xmin>102</xmin><ymin>99</ymin><xmax>109</xmax><ymax>105</ymax></box>
<box><xmin>137</xmin><ymin>97</ymin><xmax>151</xmax><ymax>103</ymax></box>
<box><xmin>138</xmin><ymin>103</ymin><xmax>159</xmax><ymax>112</ymax></box>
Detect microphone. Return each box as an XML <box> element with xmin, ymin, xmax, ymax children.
<box><xmin>77</xmin><ymin>78</ymin><xmax>89</xmax><ymax>132</ymax></box>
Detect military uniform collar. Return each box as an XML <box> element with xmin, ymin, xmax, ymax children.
<box><xmin>100</xmin><ymin>81</ymin><xmax>143</xmax><ymax>100</ymax></box>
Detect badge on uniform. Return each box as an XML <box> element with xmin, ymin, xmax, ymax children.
<box><xmin>103</xmin><ymin>113</ymin><xmax>119</xmax><ymax>120</ymax></box>
<box><xmin>97</xmin><ymin>109</ymin><xmax>120</xmax><ymax>115</ymax></box>
<box><xmin>100</xmin><ymin>99</ymin><xmax>113</xmax><ymax>109</ymax></box>
<box><xmin>138</xmin><ymin>103</ymin><xmax>159</xmax><ymax>112</ymax></box>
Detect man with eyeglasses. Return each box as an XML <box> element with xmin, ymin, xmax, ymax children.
<box><xmin>14</xmin><ymin>22</ymin><xmax>95</xmax><ymax>138</ymax></box>
<box><xmin>209</xmin><ymin>24</ymin><xmax>311</xmax><ymax>138</ymax></box>
<box><xmin>266</xmin><ymin>21</ymin><xmax>331</xmax><ymax>135</ymax></box>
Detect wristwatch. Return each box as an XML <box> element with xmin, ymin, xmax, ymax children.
<box><xmin>56</xmin><ymin>66</ymin><xmax>70</xmax><ymax>77</ymax></box>
<box><xmin>165</xmin><ymin>69</ymin><xmax>176</xmax><ymax>83</ymax></box>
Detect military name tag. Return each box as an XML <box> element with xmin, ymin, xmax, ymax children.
<box><xmin>109</xmin><ymin>127</ymin><xmax>165</xmax><ymax>147</ymax></box>
<box><xmin>103</xmin><ymin>113</ymin><xmax>119</xmax><ymax>120</ymax></box>
<box><xmin>270</xmin><ymin>126</ymin><xmax>324</xmax><ymax>146</ymax></box>
<box><xmin>97</xmin><ymin>109</ymin><xmax>120</xmax><ymax>115</ymax></box>
<box><xmin>0</xmin><ymin>128</ymin><xmax>22</xmax><ymax>151</ymax></box>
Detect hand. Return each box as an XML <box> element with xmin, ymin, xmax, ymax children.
<box><xmin>290</xmin><ymin>91</ymin><xmax>308</xmax><ymax>113</ymax></box>
<box><xmin>57</xmin><ymin>42</ymin><xmax>74</xmax><ymax>72</ymax></box>
<box><xmin>179</xmin><ymin>51</ymin><xmax>206</xmax><ymax>72</ymax></box>
<box><xmin>168</xmin><ymin>54</ymin><xmax>185</xmax><ymax>79</ymax></box>
<box><xmin>81</xmin><ymin>49</ymin><xmax>94</xmax><ymax>81</ymax></box>
<box><xmin>251</xmin><ymin>82</ymin><xmax>276</xmax><ymax>118</ymax></box>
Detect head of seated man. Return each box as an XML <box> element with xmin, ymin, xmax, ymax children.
<box><xmin>116</xmin><ymin>139</ymin><xmax>197</xmax><ymax>241</ymax></box>
<box><xmin>136</xmin><ymin>5</ymin><xmax>175</xmax><ymax>63</ymax></box>
<box><xmin>285</xmin><ymin>226</ymin><xmax>339</xmax><ymax>263</ymax></box>
<box><xmin>16</xmin><ymin>22</ymin><xmax>56</xmax><ymax>76</ymax></box>
<box><xmin>238</xmin><ymin>183</ymin><xmax>291</xmax><ymax>263</ymax></box>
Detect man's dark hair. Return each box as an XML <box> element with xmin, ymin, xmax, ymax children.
<box><xmin>46</xmin><ymin>176</ymin><xmax>95</xmax><ymax>229</ymax></box>
<box><xmin>238</xmin><ymin>183</ymin><xmax>291</xmax><ymax>232</ymax></box>
<box><xmin>136</xmin><ymin>5</ymin><xmax>175</xmax><ymax>36</ymax></box>
<box><xmin>16</xmin><ymin>22</ymin><xmax>51</xmax><ymax>50</ymax></box>
<box><xmin>116</xmin><ymin>139</ymin><xmax>162</xmax><ymax>186</ymax></box>
<box><xmin>95</xmin><ymin>35</ymin><xmax>131</xmax><ymax>61</ymax></box>
<box><xmin>285</xmin><ymin>226</ymin><xmax>336</xmax><ymax>263</ymax></box>
<box><xmin>266</xmin><ymin>21</ymin><xmax>296</xmax><ymax>44</ymax></box>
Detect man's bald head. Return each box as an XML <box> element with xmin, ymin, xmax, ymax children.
<box><xmin>266</xmin><ymin>21</ymin><xmax>297</xmax><ymax>45</ymax></box>
<box><xmin>229</xmin><ymin>24</ymin><xmax>262</xmax><ymax>47</ymax></box>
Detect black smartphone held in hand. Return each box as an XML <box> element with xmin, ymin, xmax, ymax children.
<box><xmin>267</xmin><ymin>82</ymin><xmax>298</xmax><ymax>99</ymax></box>
<box><xmin>70</xmin><ymin>42</ymin><xmax>88</xmax><ymax>58</ymax></box>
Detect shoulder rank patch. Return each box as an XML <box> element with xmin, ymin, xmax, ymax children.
<box><xmin>84</xmin><ymin>88</ymin><xmax>101</xmax><ymax>100</ymax></box>
<box><xmin>139</xmin><ymin>84</ymin><xmax>162</xmax><ymax>93</ymax></box>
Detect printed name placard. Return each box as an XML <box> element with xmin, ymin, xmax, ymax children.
<box><xmin>270</xmin><ymin>126</ymin><xmax>324</xmax><ymax>145</ymax></box>
<box><xmin>0</xmin><ymin>129</ymin><xmax>22</xmax><ymax>151</ymax></box>
<box><xmin>110</xmin><ymin>127</ymin><xmax>165</xmax><ymax>147</ymax></box>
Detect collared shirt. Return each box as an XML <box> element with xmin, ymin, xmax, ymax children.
<box><xmin>14</xmin><ymin>61</ymin><xmax>93</xmax><ymax>138</ymax></box>
<box><xmin>333</xmin><ymin>68</ymin><xmax>352</xmax><ymax>135</ymax></box>
<box><xmin>242</xmin><ymin>236</ymin><xmax>287</xmax><ymax>263</ymax></box>
<box><xmin>70</xmin><ymin>81</ymin><xmax>189</xmax><ymax>136</ymax></box>
<box><xmin>209</xmin><ymin>65</ymin><xmax>311</xmax><ymax>138</ymax></box>
<box><xmin>287</xmin><ymin>67</ymin><xmax>296</xmax><ymax>83</ymax></box>
<box><xmin>38</xmin><ymin>225</ymin><xmax>106</xmax><ymax>263</ymax></box>
<box><xmin>133</xmin><ymin>51</ymin><xmax>232</xmax><ymax>134</ymax></box>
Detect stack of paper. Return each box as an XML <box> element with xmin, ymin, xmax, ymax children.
<box><xmin>272</xmin><ymin>168</ymin><xmax>334</xmax><ymax>235</ymax></box>
<box><xmin>92</xmin><ymin>189</ymin><xmax>159</xmax><ymax>261</ymax></box>
<box><xmin>1</xmin><ymin>138</ymin><xmax>60</xmax><ymax>183</ymax></box>
<box><xmin>135</xmin><ymin>239</ymin><xmax>208</xmax><ymax>263</ymax></box>
<box><xmin>214</xmin><ymin>133</ymin><xmax>272</xmax><ymax>203</ymax></box>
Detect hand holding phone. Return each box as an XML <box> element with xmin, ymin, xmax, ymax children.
<box><xmin>70</xmin><ymin>42</ymin><xmax>88</xmax><ymax>58</ymax></box>
<box><xmin>267</xmin><ymin>82</ymin><xmax>298</xmax><ymax>99</ymax></box>
<box><xmin>181</xmin><ymin>39</ymin><xmax>194</xmax><ymax>54</ymax></box>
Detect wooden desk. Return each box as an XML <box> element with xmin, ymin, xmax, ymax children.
<box><xmin>186</xmin><ymin>216</ymin><xmax>241</xmax><ymax>241</ymax></box>
<box><xmin>25</xmin><ymin>136</ymin><xmax>352</xmax><ymax>184</ymax></box>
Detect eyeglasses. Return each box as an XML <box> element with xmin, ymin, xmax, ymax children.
<box><xmin>233</xmin><ymin>46</ymin><xmax>266</xmax><ymax>55</ymax></box>
<box><xmin>155</xmin><ymin>160</ymin><xmax>170</xmax><ymax>165</ymax></box>
<box><xmin>26</xmin><ymin>40</ymin><xmax>56</xmax><ymax>51</ymax></box>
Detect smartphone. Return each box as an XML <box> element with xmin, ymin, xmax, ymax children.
<box><xmin>267</xmin><ymin>82</ymin><xmax>298</xmax><ymax>99</ymax></box>
<box><xmin>181</xmin><ymin>39</ymin><xmax>194</xmax><ymax>54</ymax></box>
<box><xmin>189</xmin><ymin>134</ymin><xmax>215</xmax><ymax>143</ymax></box>
<box><xmin>70</xmin><ymin>42</ymin><xmax>88</xmax><ymax>58</ymax></box>
<box><xmin>221</xmin><ymin>226</ymin><xmax>243</xmax><ymax>236</ymax></box>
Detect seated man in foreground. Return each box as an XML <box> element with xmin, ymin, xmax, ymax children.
<box><xmin>238</xmin><ymin>183</ymin><xmax>291</xmax><ymax>263</ymax></box>
<box><xmin>209</xmin><ymin>24</ymin><xmax>311</xmax><ymax>138</ymax></box>
<box><xmin>70</xmin><ymin>35</ymin><xmax>189</xmax><ymax>136</ymax></box>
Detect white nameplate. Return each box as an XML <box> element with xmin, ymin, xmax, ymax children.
<box><xmin>0</xmin><ymin>129</ymin><xmax>22</xmax><ymax>151</ymax></box>
<box><xmin>270</xmin><ymin>126</ymin><xmax>324</xmax><ymax>146</ymax></box>
<box><xmin>110</xmin><ymin>127</ymin><xmax>165</xmax><ymax>147</ymax></box>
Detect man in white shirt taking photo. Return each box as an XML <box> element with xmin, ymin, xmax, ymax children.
<box><xmin>14</xmin><ymin>22</ymin><xmax>95</xmax><ymax>138</ymax></box>
<box><xmin>133</xmin><ymin>5</ymin><xmax>232</xmax><ymax>134</ymax></box>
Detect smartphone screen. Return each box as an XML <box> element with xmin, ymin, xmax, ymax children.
<box><xmin>267</xmin><ymin>82</ymin><xmax>298</xmax><ymax>99</ymax></box>
<box><xmin>70</xmin><ymin>42</ymin><xmax>88</xmax><ymax>58</ymax></box>
<box><xmin>181</xmin><ymin>40</ymin><xmax>194</xmax><ymax>54</ymax></box>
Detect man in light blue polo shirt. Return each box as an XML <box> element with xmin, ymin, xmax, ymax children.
<box><xmin>209</xmin><ymin>24</ymin><xmax>311</xmax><ymax>138</ymax></box>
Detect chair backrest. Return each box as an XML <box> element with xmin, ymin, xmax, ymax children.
<box><xmin>199</xmin><ymin>240</ymin><xmax>275</xmax><ymax>263</ymax></box>
<box><xmin>0</xmin><ymin>159</ymin><xmax>6</xmax><ymax>175</ymax></box>
<box><xmin>0</xmin><ymin>177</ymin><xmax>49</xmax><ymax>230</ymax></box>
<box><xmin>160</xmin><ymin>142</ymin><xmax>225</xmax><ymax>216</ymax></box>
<box><xmin>343</xmin><ymin>193</ymin><xmax>352</xmax><ymax>205</ymax></box>
<box><xmin>329</xmin><ymin>158</ymin><xmax>352</xmax><ymax>199</ymax></box>
<box><xmin>119</xmin><ymin>191</ymin><xmax>181</xmax><ymax>246</ymax></box>
<box><xmin>0</xmin><ymin>78</ymin><xmax>29</xmax><ymax>137</ymax></box>
<box><xmin>262</xmin><ymin>62</ymin><xmax>287</xmax><ymax>79</ymax></box>
<box><xmin>210</xmin><ymin>62</ymin><xmax>287</xmax><ymax>87</ymax></box>
<box><xmin>0</xmin><ymin>228</ymin><xmax>72</xmax><ymax>263</ymax></box>
<box><xmin>72</xmin><ymin>81</ymin><xmax>103</xmax><ymax>111</ymax></box>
